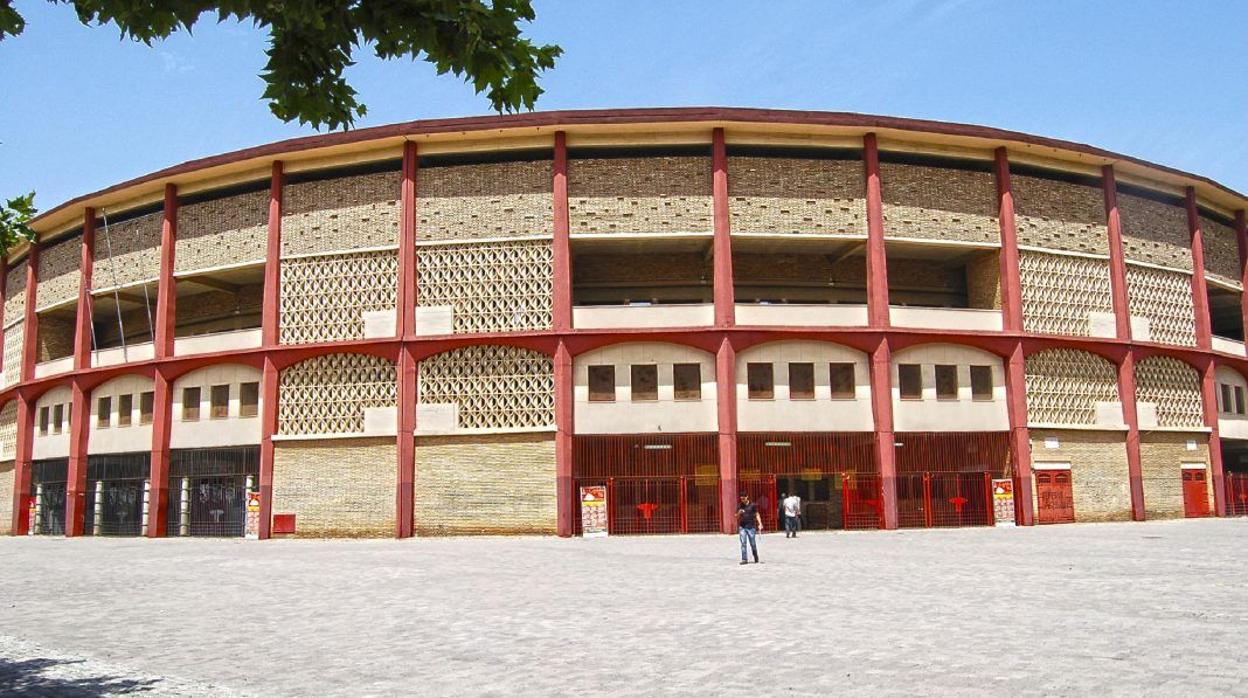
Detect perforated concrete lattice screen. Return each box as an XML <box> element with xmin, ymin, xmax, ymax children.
<box><xmin>278</xmin><ymin>353</ymin><xmax>397</xmax><ymax>436</ymax></box>
<box><xmin>0</xmin><ymin>401</ymin><xmax>16</xmax><ymax>460</ymax></box>
<box><xmin>94</xmin><ymin>210</ymin><xmax>162</xmax><ymax>288</ymax></box>
<box><xmin>1025</xmin><ymin>349</ymin><xmax>1120</xmax><ymax>426</ymax></box>
<box><xmin>3</xmin><ymin>322</ymin><xmax>23</xmax><ymax>387</ymax></box>
<box><xmin>1135</xmin><ymin>356</ymin><xmax>1203</xmax><ymax>429</ymax></box>
<box><xmin>1018</xmin><ymin>251</ymin><xmax>1114</xmax><ymax>337</ymax></box>
<box><xmin>280</xmin><ymin>250</ymin><xmax>398</xmax><ymax>344</ymax></box>
<box><xmin>35</xmin><ymin>235</ymin><xmax>81</xmax><ymax>310</ymax></box>
<box><xmin>419</xmin><ymin>345</ymin><xmax>554</xmax><ymax>432</ymax></box>
<box><xmin>1125</xmin><ymin>264</ymin><xmax>1196</xmax><ymax>346</ymax></box>
<box><xmin>416</xmin><ymin>241</ymin><xmax>553</xmax><ymax>334</ymax></box>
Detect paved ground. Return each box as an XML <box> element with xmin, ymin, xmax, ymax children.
<box><xmin>1</xmin><ymin>519</ymin><xmax>1246</xmax><ymax>697</ymax></box>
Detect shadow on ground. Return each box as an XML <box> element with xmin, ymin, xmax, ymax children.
<box><xmin>0</xmin><ymin>656</ymin><xmax>161</xmax><ymax>696</ymax></box>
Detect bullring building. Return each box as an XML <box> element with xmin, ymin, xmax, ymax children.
<box><xmin>3</xmin><ymin>108</ymin><xmax>1247</xmax><ymax>539</ymax></box>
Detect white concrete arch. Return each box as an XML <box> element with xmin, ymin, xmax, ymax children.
<box><xmin>171</xmin><ymin>363</ymin><xmax>263</xmax><ymax>448</ymax></box>
<box><xmin>88</xmin><ymin>373</ymin><xmax>156</xmax><ymax>455</ymax></box>
<box><xmin>32</xmin><ymin>385</ymin><xmax>72</xmax><ymax>460</ymax></box>
<box><xmin>735</xmin><ymin>340</ymin><xmax>872</xmax><ymax>432</ymax></box>
<box><xmin>573</xmin><ymin>341</ymin><xmax>717</xmax><ymax>434</ymax></box>
<box><xmin>1216</xmin><ymin>365</ymin><xmax>1248</xmax><ymax>440</ymax></box>
<box><xmin>891</xmin><ymin>342</ymin><xmax>1008</xmax><ymax>432</ymax></box>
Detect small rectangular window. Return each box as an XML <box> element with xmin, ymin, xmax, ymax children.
<box><xmin>210</xmin><ymin>384</ymin><xmax>230</xmax><ymax>419</ymax></box>
<box><xmin>240</xmin><ymin>382</ymin><xmax>260</xmax><ymax>418</ymax></box>
<box><xmin>182</xmin><ymin>387</ymin><xmax>201</xmax><ymax>421</ymax></box>
<box><xmin>935</xmin><ymin>365</ymin><xmax>958</xmax><ymax>400</ymax></box>
<box><xmin>631</xmin><ymin>365</ymin><xmax>658</xmax><ymax>401</ymax></box>
<box><xmin>788</xmin><ymin>363</ymin><xmax>815</xmax><ymax>400</ymax></box>
<box><xmin>1221</xmin><ymin>384</ymin><xmax>1233</xmax><ymax>413</ymax></box>
<box><xmin>139</xmin><ymin>391</ymin><xmax>154</xmax><ymax>425</ymax></box>
<box><xmin>747</xmin><ymin>363</ymin><xmax>774</xmax><ymax>400</ymax></box>
<box><xmin>52</xmin><ymin>404</ymin><xmax>64</xmax><ymax>434</ymax></box>
<box><xmin>1237</xmin><ymin>386</ymin><xmax>1246</xmax><ymax>416</ymax></box>
<box><xmin>898</xmin><ymin>364</ymin><xmax>922</xmax><ymax>400</ymax></box>
<box><xmin>118</xmin><ymin>394</ymin><xmax>133</xmax><ymax>427</ymax></box>
<box><xmin>38</xmin><ymin>406</ymin><xmax>49</xmax><ymax>436</ymax></box>
<box><xmin>673</xmin><ymin>364</ymin><xmax>701</xmax><ymax>401</ymax></box>
<box><xmin>588</xmin><ymin>366</ymin><xmax>615</xmax><ymax>402</ymax></box>
<box><xmin>97</xmin><ymin>397</ymin><xmax>112</xmax><ymax>428</ymax></box>
<box><xmin>829</xmin><ymin>363</ymin><xmax>855</xmax><ymax>399</ymax></box>
<box><xmin>970</xmin><ymin>366</ymin><xmax>993</xmax><ymax>401</ymax></box>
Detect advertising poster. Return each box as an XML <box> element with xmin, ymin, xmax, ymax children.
<box><xmin>245</xmin><ymin>491</ymin><xmax>262</xmax><ymax>540</ymax></box>
<box><xmin>580</xmin><ymin>485</ymin><xmax>608</xmax><ymax>538</ymax></box>
<box><xmin>992</xmin><ymin>479</ymin><xmax>1016</xmax><ymax>526</ymax></box>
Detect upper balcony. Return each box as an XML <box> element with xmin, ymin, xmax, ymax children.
<box><xmin>884</xmin><ymin>240</ymin><xmax>1003</xmax><ymax>332</ymax></box>
<box><xmin>732</xmin><ymin>236</ymin><xmax>868</xmax><ymax>328</ymax></box>
<box><xmin>571</xmin><ymin>235</ymin><xmax>714</xmax><ymax>330</ymax></box>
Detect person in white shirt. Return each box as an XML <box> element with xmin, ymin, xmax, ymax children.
<box><xmin>783</xmin><ymin>492</ymin><xmax>802</xmax><ymax>538</ymax></box>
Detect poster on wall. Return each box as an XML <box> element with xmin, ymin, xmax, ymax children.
<box><xmin>580</xmin><ymin>486</ymin><xmax>608</xmax><ymax>538</ymax></box>
<box><xmin>27</xmin><ymin>499</ymin><xmax>36</xmax><ymax>536</ymax></box>
<box><xmin>245</xmin><ymin>491</ymin><xmax>262</xmax><ymax>540</ymax></box>
<box><xmin>992</xmin><ymin>479</ymin><xmax>1015</xmax><ymax>526</ymax></box>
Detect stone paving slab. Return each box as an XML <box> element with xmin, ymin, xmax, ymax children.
<box><xmin>1</xmin><ymin>519</ymin><xmax>1246</xmax><ymax>696</ymax></box>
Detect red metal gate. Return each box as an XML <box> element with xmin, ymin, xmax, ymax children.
<box><xmin>742</xmin><ymin>473</ymin><xmax>883</xmax><ymax>531</ymax></box>
<box><xmin>573</xmin><ymin>476</ymin><xmax>720</xmax><ymax>535</ymax></box>
<box><xmin>1035</xmin><ymin>470</ymin><xmax>1075</xmax><ymax>524</ymax></box>
<box><xmin>1228</xmin><ymin>473</ymin><xmax>1248</xmax><ymax>517</ymax></box>
<box><xmin>897</xmin><ymin>471</ymin><xmax>994</xmax><ymax>528</ymax></box>
<box><xmin>1182</xmin><ymin>469</ymin><xmax>1211</xmax><ymax>518</ymax></box>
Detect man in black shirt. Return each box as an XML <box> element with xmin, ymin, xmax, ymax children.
<box><xmin>737</xmin><ymin>492</ymin><xmax>762</xmax><ymax>565</ymax></box>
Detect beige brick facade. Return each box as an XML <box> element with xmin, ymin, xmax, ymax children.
<box><xmin>1030</xmin><ymin>430</ymin><xmax>1131</xmax><ymax>522</ymax></box>
<box><xmin>1200</xmin><ymin>214</ymin><xmax>1241</xmax><ymax>288</ymax></box>
<box><xmin>418</xmin><ymin>160</ymin><xmax>554</xmax><ymax>241</ymax></box>
<box><xmin>173</xmin><ymin>284</ymin><xmax>263</xmax><ymax>336</ymax></box>
<box><xmin>0</xmin><ymin>459</ymin><xmax>13</xmax><ymax>535</ymax></box>
<box><xmin>94</xmin><ymin>210</ymin><xmax>163</xmax><ymax>288</ymax></box>
<box><xmin>1012</xmin><ymin>175</ymin><xmax>1109</xmax><ymax>255</ymax></box>
<box><xmin>966</xmin><ymin>251</ymin><xmax>1002</xmax><ymax>309</ymax></box>
<box><xmin>281</xmin><ymin>171</ymin><xmax>401</xmax><ymax>256</ymax></box>
<box><xmin>414</xmin><ymin>432</ymin><xmax>556</xmax><ymax>535</ymax></box>
<box><xmin>568</xmin><ymin>156</ymin><xmax>713</xmax><ymax>233</ymax></box>
<box><xmin>728</xmin><ymin>156</ymin><xmax>865</xmax><ymax>235</ymax></box>
<box><xmin>271</xmin><ymin>437</ymin><xmax>397</xmax><ymax>537</ymax></box>
<box><xmin>176</xmin><ymin>189</ymin><xmax>270</xmax><ymax>273</ymax></box>
<box><xmin>36</xmin><ymin>314</ymin><xmax>75</xmax><ymax>362</ymax></box>
<box><xmin>1118</xmin><ymin>192</ymin><xmax>1192</xmax><ymax>271</ymax></box>
<box><xmin>1140</xmin><ymin>432</ymin><xmax>1208</xmax><ymax>520</ymax></box>
<box><xmin>5</xmin><ymin>258</ymin><xmax>27</xmax><ymax>324</ymax></box>
<box><xmin>36</xmin><ymin>235</ymin><xmax>81</xmax><ymax>310</ymax></box>
<box><xmin>880</xmin><ymin>163</ymin><xmax>999</xmax><ymax>244</ymax></box>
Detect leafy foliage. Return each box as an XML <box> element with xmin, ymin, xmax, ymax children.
<box><xmin>0</xmin><ymin>0</ymin><xmax>562</xmax><ymax>130</ymax></box>
<box><xmin>0</xmin><ymin>192</ymin><xmax>36</xmax><ymax>255</ymax></box>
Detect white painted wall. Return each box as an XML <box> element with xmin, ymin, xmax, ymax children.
<box><xmin>734</xmin><ymin>304</ymin><xmax>868</xmax><ymax>327</ymax></box>
<box><xmin>891</xmin><ymin>343</ymin><xmax>1009</xmax><ymax>432</ymax></box>
<box><xmin>92</xmin><ymin>341</ymin><xmax>154</xmax><ymax>368</ymax></box>
<box><xmin>170</xmin><ymin>364</ymin><xmax>263</xmax><ymax>448</ymax></box>
<box><xmin>173</xmin><ymin>328</ymin><xmax>263</xmax><ymax>357</ymax></box>
<box><xmin>88</xmin><ymin>374</ymin><xmax>154</xmax><ymax>455</ymax></box>
<box><xmin>573</xmin><ymin>304</ymin><xmax>714</xmax><ymax>330</ymax></box>
<box><xmin>33</xmin><ymin>356</ymin><xmax>74</xmax><ymax>379</ymax></box>
<box><xmin>889</xmin><ymin>306</ymin><xmax>1004</xmax><ymax>332</ymax></box>
<box><xmin>32</xmin><ymin>385</ymin><xmax>72</xmax><ymax>460</ymax></box>
<box><xmin>1212</xmin><ymin>336</ymin><xmax>1247</xmax><ymax>358</ymax></box>
<box><xmin>1216</xmin><ymin>365</ymin><xmax>1248</xmax><ymax>441</ymax></box>
<box><xmin>735</xmin><ymin>341</ymin><xmax>873</xmax><ymax>432</ymax></box>
<box><xmin>574</xmin><ymin>342</ymin><xmax>717</xmax><ymax>434</ymax></box>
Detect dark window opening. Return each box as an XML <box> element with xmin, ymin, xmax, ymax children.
<box><xmin>630</xmin><ymin>365</ymin><xmax>659</xmax><ymax>402</ymax></box>
<box><xmin>572</xmin><ymin>240</ymin><xmax>712</xmax><ymax>307</ymax></box>
<box><xmin>789</xmin><ymin>363</ymin><xmax>815</xmax><ymax>400</ymax></box>
<box><xmin>588</xmin><ymin>366</ymin><xmax>615</xmax><ymax>402</ymax></box>
<box><xmin>732</xmin><ymin>239</ymin><xmax>868</xmax><ymax>306</ymax></box>
<box><xmin>1209</xmin><ymin>286</ymin><xmax>1244</xmax><ymax>341</ymax></box>
<box><xmin>173</xmin><ymin>268</ymin><xmax>265</xmax><ymax>339</ymax></box>
<box><xmin>240</xmin><ymin>382</ymin><xmax>260</xmax><ymax>417</ymax></box>
<box><xmin>673</xmin><ymin>364</ymin><xmax>701</xmax><ymax>401</ymax></box>
<box><xmin>210</xmin><ymin>385</ymin><xmax>230</xmax><ymax>419</ymax></box>
<box><xmin>748</xmin><ymin>363</ymin><xmax>774</xmax><ymax>400</ymax></box>
<box><xmin>970</xmin><ymin>366</ymin><xmax>993</xmax><ymax>401</ymax></box>
<box><xmin>97</xmin><ymin>397</ymin><xmax>112</xmax><ymax>428</ymax></box>
<box><xmin>182</xmin><ymin>387</ymin><xmax>201</xmax><ymax>421</ymax></box>
<box><xmin>829</xmin><ymin>363</ymin><xmax>856</xmax><ymax>399</ymax></box>
<box><xmin>139</xmin><ymin>391</ymin><xmax>154</xmax><ymax>425</ymax></box>
<box><xmin>886</xmin><ymin>245</ymin><xmax>1000</xmax><ymax>310</ymax></box>
<box><xmin>899</xmin><ymin>364</ymin><xmax>923</xmax><ymax>400</ymax></box>
<box><xmin>935</xmin><ymin>365</ymin><xmax>958</xmax><ymax>400</ymax></box>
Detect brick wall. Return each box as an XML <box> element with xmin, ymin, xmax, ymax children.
<box><xmin>1140</xmin><ymin>432</ymin><xmax>1208</xmax><ymax>520</ymax></box>
<box><xmin>281</xmin><ymin>171</ymin><xmax>401</xmax><ymax>256</ymax></box>
<box><xmin>0</xmin><ymin>460</ymin><xmax>12</xmax><ymax>534</ymax></box>
<box><xmin>1030</xmin><ymin>430</ymin><xmax>1132</xmax><ymax>522</ymax></box>
<box><xmin>36</xmin><ymin>235</ymin><xmax>81</xmax><ymax>310</ymax></box>
<box><xmin>418</xmin><ymin>160</ymin><xmax>553</xmax><ymax>241</ymax></box>
<box><xmin>93</xmin><ymin>210</ymin><xmax>163</xmax><ymax>288</ymax></box>
<box><xmin>880</xmin><ymin>163</ymin><xmax>999</xmax><ymax>244</ymax></box>
<box><xmin>575</xmin><ymin>252</ymin><xmax>711</xmax><ymax>286</ymax></box>
<box><xmin>1011</xmin><ymin>174</ymin><xmax>1108</xmax><ymax>255</ymax></box>
<box><xmin>176</xmin><ymin>189</ymin><xmax>269</xmax><ymax>273</ymax></box>
<box><xmin>568</xmin><ymin>156</ymin><xmax>713</xmax><ymax>233</ymax></box>
<box><xmin>36</xmin><ymin>314</ymin><xmax>75</xmax><ymax>362</ymax></box>
<box><xmin>174</xmin><ymin>284</ymin><xmax>263</xmax><ymax>336</ymax></box>
<box><xmin>5</xmin><ymin>259</ymin><xmax>27</xmax><ymax>324</ymax></box>
<box><xmin>966</xmin><ymin>251</ymin><xmax>1002</xmax><ymax>310</ymax></box>
<box><xmin>1118</xmin><ymin>192</ymin><xmax>1192</xmax><ymax>271</ymax></box>
<box><xmin>728</xmin><ymin>156</ymin><xmax>865</xmax><ymax>235</ymax></box>
<box><xmin>1019</xmin><ymin>251</ymin><xmax>1114</xmax><ymax>337</ymax></box>
<box><xmin>271</xmin><ymin>437</ymin><xmax>396</xmax><ymax>536</ymax></box>
<box><xmin>92</xmin><ymin>304</ymin><xmax>155</xmax><ymax>348</ymax></box>
<box><xmin>414</xmin><ymin>432</ymin><xmax>556</xmax><ymax>535</ymax></box>
<box><xmin>1201</xmin><ymin>214</ymin><xmax>1241</xmax><ymax>288</ymax></box>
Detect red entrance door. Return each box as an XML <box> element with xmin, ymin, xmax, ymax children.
<box><xmin>1035</xmin><ymin>471</ymin><xmax>1075</xmax><ymax>524</ymax></box>
<box><xmin>1182</xmin><ymin>469</ymin><xmax>1210</xmax><ymax>518</ymax></box>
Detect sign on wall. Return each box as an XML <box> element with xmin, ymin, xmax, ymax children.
<box><xmin>580</xmin><ymin>485</ymin><xmax>608</xmax><ymax>538</ymax></box>
<box><xmin>992</xmin><ymin>479</ymin><xmax>1015</xmax><ymax>526</ymax></box>
<box><xmin>245</xmin><ymin>491</ymin><xmax>261</xmax><ymax>540</ymax></box>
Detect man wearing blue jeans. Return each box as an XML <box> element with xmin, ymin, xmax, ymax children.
<box><xmin>737</xmin><ymin>492</ymin><xmax>762</xmax><ymax>565</ymax></box>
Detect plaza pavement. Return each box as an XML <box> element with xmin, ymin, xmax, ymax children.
<box><xmin>1</xmin><ymin>518</ymin><xmax>1246</xmax><ymax>696</ymax></box>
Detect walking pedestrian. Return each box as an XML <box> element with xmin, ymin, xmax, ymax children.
<box><xmin>778</xmin><ymin>491</ymin><xmax>788</xmax><ymax>534</ymax></box>
<box><xmin>737</xmin><ymin>492</ymin><xmax>762</xmax><ymax>565</ymax></box>
<box><xmin>783</xmin><ymin>491</ymin><xmax>802</xmax><ymax>538</ymax></box>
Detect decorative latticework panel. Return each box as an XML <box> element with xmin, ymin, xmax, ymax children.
<box><xmin>880</xmin><ymin>163</ymin><xmax>999</xmax><ymax>244</ymax></box>
<box><xmin>0</xmin><ymin>401</ymin><xmax>16</xmax><ymax>461</ymax></box>
<box><xmin>36</xmin><ymin>235</ymin><xmax>81</xmax><ymax>309</ymax></box>
<box><xmin>3</xmin><ymin>322</ymin><xmax>22</xmax><ymax>387</ymax></box>
<box><xmin>176</xmin><ymin>188</ymin><xmax>269</xmax><ymax>273</ymax></box>
<box><xmin>568</xmin><ymin>156</ymin><xmax>713</xmax><ymax>234</ymax></box>
<box><xmin>1135</xmin><ymin>355</ymin><xmax>1203</xmax><ymax>429</ymax></box>
<box><xmin>1126</xmin><ymin>264</ymin><xmax>1196</xmax><ymax>346</ymax></box>
<box><xmin>280</xmin><ymin>249</ymin><xmax>398</xmax><ymax>344</ymax></box>
<box><xmin>418</xmin><ymin>160</ymin><xmax>554</xmax><ymax>241</ymax></box>
<box><xmin>1025</xmin><ymin>349</ymin><xmax>1119</xmax><ymax>426</ymax></box>
<box><xmin>4</xmin><ymin>259</ymin><xmax>27</xmax><ymax>324</ymax></box>
<box><xmin>1119</xmin><ymin>192</ymin><xmax>1192</xmax><ymax>271</ymax></box>
<box><xmin>1019</xmin><ymin>251</ymin><xmax>1114</xmax><ymax>337</ymax></box>
<box><xmin>281</xmin><ymin>170</ymin><xmax>401</xmax><ymax>256</ymax></box>
<box><xmin>1012</xmin><ymin>174</ymin><xmax>1108</xmax><ymax>255</ymax></box>
<box><xmin>1201</xmin><ymin>214</ymin><xmax>1241</xmax><ymax>288</ymax></box>
<box><xmin>419</xmin><ymin>345</ymin><xmax>554</xmax><ymax>431</ymax></box>
<box><xmin>416</xmin><ymin>240</ymin><xmax>553</xmax><ymax>334</ymax></box>
<box><xmin>278</xmin><ymin>353</ymin><xmax>397</xmax><ymax>435</ymax></box>
<box><xmin>94</xmin><ymin>210</ymin><xmax>162</xmax><ymax>288</ymax></box>
<box><xmin>728</xmin><ymin>156</ymin><xmax>866</xmax><ymax>235</ymax></box>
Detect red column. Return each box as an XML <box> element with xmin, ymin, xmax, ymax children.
<box><xmin>1186</xmin><ymin>188</ymin><xmax>1213</xmax><ymax>351</ymax></box>
<box><xmin>1200</xmin><ymin>358</ymin><xmax>1227</xmax><ymax>516</ymax></box>
<box><xmin>146</xmin><ymin>366</ymin><xmax>173</xmax><ymax>536</ymax></box>
<box><xmin>1236</xmin><ymin>210</ymin><xmax>1247</xmax><ymax>337</ymax></box>
<box><xmin>1102</xmin><ymin>166</ymin><xmax>1132</xmax><ymax>340</ymax></box>
<box><xmin>1118</xmin><ymin>351</ymin><xmax>1146</xmax><ymax>520</ymax></box>
<box><xmin>64</xmin><ymin>379</ymin><xmax>89</xmax><ymax>536</ymax></box>
<box><xmin>553</xmin><ymin>131</ymin><xmax>573</xmax><ymax>332</ymax></box>
<box><xmin>394</xmin><ymin>142</ymin><xmax>418</xmax><ymax>538</ymax></box>
<box><xmin>869</xmin><ymin>337</ymin><xmax>898</xmax><ymax>529</ymax></box>
<box><xmin>11</xmin><ymin>393</ymin><xmax>34</xmax><ymax>534</ymax></box>
<box><xmin>554</xmin><ymin>340</ymin><xmax>574</xmax><ymax>536</ymax></box>
<box><xmin>154</xmin><ymin>184</ymin><xmax>177</xmax><ymax>359</ymax></box>
<box><xmin>258</xmin><ymin>356</ymin><xmax>279</xmax><ymax>539</ymax></box>
<box><xmin>258</xmin><ymin>162</ymin><xmax>283</xmax><ymax>539</ymax></box>
<box><xmin>864</xmin><ymin>134</ymin><xmax>890</xmax><ymax>328</ymax></box>
<box><xmin>994</xmin><ymin>148</ymin><xmax>1024</xmax><ymax>332</ymax></box>
<box><xmin>1003</xmin><ymin>342</ymin><xmax>1035</xmax><ymax>525</ymax></box>
<box><xmin>74</xmin><ymin>210</ymin><xmax>96</xmax><ymax>370</ymax></box>
<box><xmin>398</xmin><ymin>142</ymin><xmax>418</xmax><ymax>339</ymax></box>
<box><xmin>396</xmin><ymin>345</ymin><xmax>416</xmax><ymax>537</ymax></box>
<box><xmin>712</xmin><ymin>128</ymin><xmax>734</xmax><ymax>328</ymax></box>
<box><xmin>715</xmin><ymin>337</ymin><xmax>738</xmax><ymax>533</ymax></box>
<box><xmin>22</xmin><ymin>243</ymin><xmax>39</xmax><ymax>383</ymax></box>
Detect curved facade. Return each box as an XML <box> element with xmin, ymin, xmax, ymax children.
<box><xmin>5</xmin><ymin>107</ymin><xmax>1248</xmax><ymax>538</ymax></box>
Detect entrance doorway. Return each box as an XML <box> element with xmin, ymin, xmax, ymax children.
<box><xmin>1035</xmin><ymin>469</ymin><xmax>1075</xmax><ymax>524</ymax></box>
<box><xmin>1181</xmin><ymin>467</ymin><xmax>1211</xmax><ymax>518</ymax></box>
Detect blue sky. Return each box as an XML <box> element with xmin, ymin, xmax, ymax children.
<box><xmin>2</xmin><ymin>0</ymin><xmax>1246</xmax><ymax>211</ymax></box>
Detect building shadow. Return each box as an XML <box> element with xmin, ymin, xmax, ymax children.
<box><xmin>0</xmin><ymin>656</ymin><xmax>162</xmax><ymax>696</ymax></box>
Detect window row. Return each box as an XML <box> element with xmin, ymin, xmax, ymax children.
<box><xmin>745</xmin><ymin>362</ymin><xmax>857</xmax><ymax>400</ymax></box>
<box><xmin>587</xmin><ymin>364</ymin><xmax>702</xmax><ymax>402</ymax></box>
<box><xmin>96</xmin><ymin>392</ymin><xmax>155</xmax><ymax>428</ymax></box>
<box><xmin>1218</xmin><ymin>382</ymin><xmax>1246</xmax><ymax>416</ymax></box>
<box><xmin>37</xmin><ymin>402</ymin><xmax>70</xmax><ymax>436</ymax></box>
<box><xmin>93</xmin><ymin>381</ymin><xmax>260</xmax><ymax>428</ymax></box>
<box><xmin>897</xmin><ymin>364</ymin><xmax>994</xmax><ymax>401</ymax></box>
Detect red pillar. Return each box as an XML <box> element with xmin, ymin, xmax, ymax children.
<box><xmin>396</xmin><ymin>345</ymin><xmax>416</xmax><ymax>537</ymax></box>
<box><xmin>1118</xmin><ymin>351</ymin><xmax>1146</xmax><ymax>520</ymax></box>
<box><xmin>65</xmin><ymin>209</ymin><xmax>98</xmax><ymax>537</ymax></box>
<box><xmin>553</xmin><ymin>131</ymin><xmax>573</xmax><ymax>332</ymax></box>
<box><xmin>863</xmin><ymin>133</ymin><xmax>890</xmax><ymax>328</ymax></box>
<box><xmin>154</xmin><ymin>184</ymin><xmax>177</xmax><ymax>359</ymax></box>
<box><xmin>1236</xmin><ymin>210</ymin><xmax>1248</xmax><ymax>338</ymax></box>
<box><xmin>1200</xmin><ymin>358</ymin><xmax>1227</xmax><ymax>516</ymax></box>
<box><xmin>74</xmin><ymin>210</ymin><xmax>96</xmax><ymax>370</ymax></box>
<box><xmin>554</xmin><ymin>340</ymin><xmax>575</xmax><ymax>536</ymax></box>
<box><xmin>715</xmin><ymin>337</ymin><xmax>738</xmax><ymax>533</ymax></box>
<box><xmin>1102</xmin><ymin>166</ymin><xmax>1132</xmax><ymax>340</ymax></box>
<box><xmin>11</xmin><ymin>393</ymin><xmax>34</xmax><ymax>534</ymax></box>
<box><xmin>258</xmin><ymin>356</ymin><xmax>279</xmax><ymax>539</ymax></box>
<box><xmin>869</xmin><ymin>337</ymin><xmax>898</xmax><ymax>529</ymax></box>
<box><xmin>398</xmin><ymin>142</ymin><xmax>418</xmax><ymax>339</ymax></box>
<box><xmin>1186</xmin><ymin>188</ymin><xmax>1213</xmax><ymax>351</ymax></box>
<box><xmin>712</xmin><ymin>128</ymin><xmax>734</xmax><ymax>327</ymax></box>
<box><xmin>258</xmin><ymin>162</ymin><xmax>283</xmax><ymax>539</ymax></box>
<box><xmin>994</xmin><ymin>148</ymin><xmax>1024</xmax><ymax>332</ymax></box>
<box><xmin>22</xmin><ymin>243</ymin><xmax>39</xmax><ymax>383</ymax></box>
<box><xmin>393</xmin><ymin>142</ymin><xmax>418</xmax><ymax>538</ymax></box>
<box><xmin>146</xmin><ymin>366</ymin><xmax>173</xmax><ymax>536</ymax></box>
<box><xmin>1003</xmin><ymin>342</ymin><xmax>1035</xmax><ymax>525</ymax></box>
